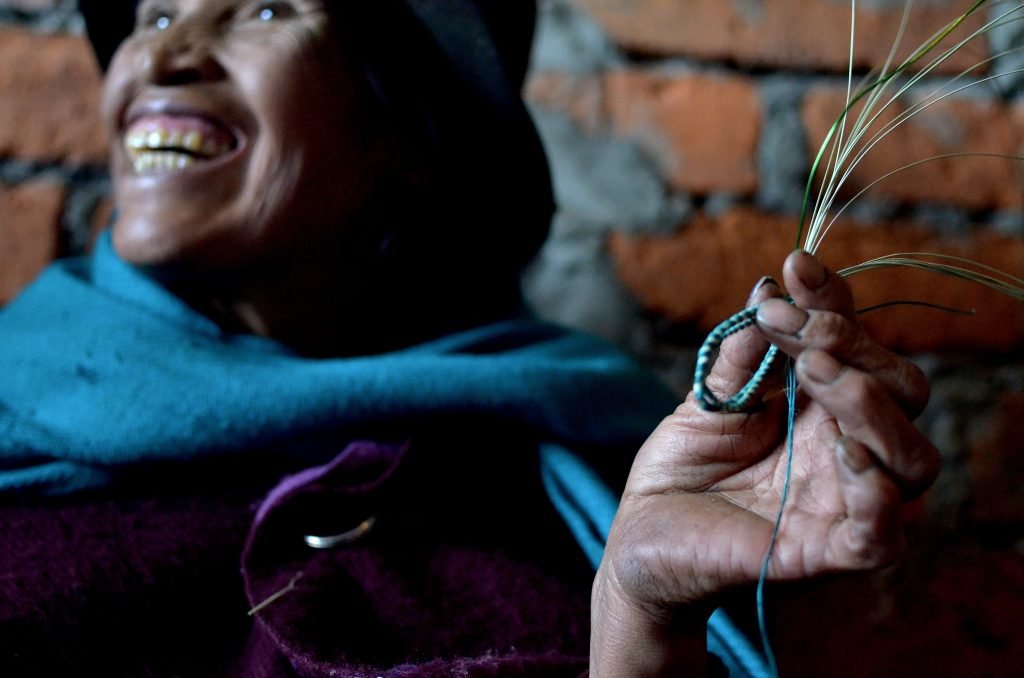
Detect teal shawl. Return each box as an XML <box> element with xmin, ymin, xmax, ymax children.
<box><xmin>0</xmin><ymin>232</ymin><xmax>676</xmax><ymax>495</ymax></box>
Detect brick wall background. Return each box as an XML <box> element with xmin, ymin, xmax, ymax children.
<box><xmin>0</xmin><ymin>0</ymin><xmax>1021</xmax><ymax>673</ymax></box>
<box><xmin>0</xmin><ymin>0</ymin><xmax>106</xmax><ymax>302</ymax></box>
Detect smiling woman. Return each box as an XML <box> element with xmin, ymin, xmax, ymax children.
<box><xmin>86</xmin><ymin>0</ymin><xmax>558</xmax><ymax>356</ymax></box>
<box><xmin>104</xmin><ymin>0</ymin><xmax>392</xmax><ymax>353</ymax></box>
<box><xmin>107</xmin><ymin>0</ymin><xmax>378</xmax><ymax>265</ymax></box>
<box><xmin>0</xmin><ymin>1</ymin><xmax>945</xmax><ymax>676</ymax></box>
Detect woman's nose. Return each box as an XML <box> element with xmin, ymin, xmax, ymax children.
<box><xmin>143</xmin><ymin>22</ymin><xmax>226</xmax><ymax>86</ymax></box>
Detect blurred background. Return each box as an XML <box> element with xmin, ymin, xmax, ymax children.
<box><xmin>0</xmin><ymin>0</ymin><xmax>1022</xmax><ymax>673</ymax></box>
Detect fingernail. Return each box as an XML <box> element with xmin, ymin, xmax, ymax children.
<box><xmin>748</xmin><ymin>276</ymin><xmax>779</xmax><ymax>303</ymax></box>
<box><xmin>756</xmin><ymin>299</ymin><xmax>808</xmax><ymax>336</ymax></box>
<box><xmin>753</xmin><ymin>276</ymin><xmax>777</xmax><ymax>294</ymax></box>
<box><xmin>799</xmin><ymin>350</ymin><xmax>843</xmax><ymax>384</ymax></box>
<box><xmin>838</xmin><ymin>437</ymin><xmax>873</xmax><ymax>474</ymax></box>
<box><xmin>795</xmin><ymin>251</ymin><xmax>828</xmax><ymax>290</ymax></box>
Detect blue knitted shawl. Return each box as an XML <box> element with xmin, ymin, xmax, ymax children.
<box><xmin>0</xmin><ymin>232</ymin><xmax>676</xmax><ymax>494</ymax></box>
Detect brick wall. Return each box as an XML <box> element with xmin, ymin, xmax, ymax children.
<box><xmin>0</xmin><ymin>0</ymin><xmax>107</xmax><ymax>301</ymax></box>
<box><xmin>525</xmin><ymin>0</ymin><xmax>1024</xmax><ymax>672</ymax></box>
<box><xmin>0</xmin><ymin>0</ymin><xmax>1022</xmax><ymax>672</ymax></box>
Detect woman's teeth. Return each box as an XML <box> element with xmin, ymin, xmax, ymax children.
<box><xmin>124</xmin><ymin>124</ymin><xmax>235</xmax><ymax>175</ymax></box>
<box><xmin>131</xmin><ymin>151</ymin><xmax>196</xmax><ymax>173</ymax></box>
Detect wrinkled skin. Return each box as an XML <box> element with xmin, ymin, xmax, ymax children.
<box><xmin>103</xmin><ymin>0</ymin><xmax>386</xmax><ymax>272</ymax></box>
<box><xmin>590</xmin><ymin>251</ymin><xmax>939</xmax><ymax>676</ymax></box>
<box><xmin>101</xmin><ymin>0</ymin><xmax>403</xmax><ymax>354</ymax></box>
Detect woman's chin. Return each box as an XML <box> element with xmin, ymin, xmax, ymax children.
<box><xmin>112</xmin><ymin>220</ymin><xmax>181</xmax><ymax>266</ymax></box>
<box><xmin>110</xmin><ymin>218</ymin><xmax>223</xmax><ymax>279</ymax></box>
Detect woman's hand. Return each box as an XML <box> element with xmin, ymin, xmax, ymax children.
<box><xmin>590</xmin><ymin>250</ymin><xmax>939</xmax><ymax>676</ymax></box>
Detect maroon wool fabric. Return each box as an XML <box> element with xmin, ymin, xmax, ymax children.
<box><xmin>0</xmin><ymin>437</ymin><xmax>595</xmax><ymax>676</ymax></box>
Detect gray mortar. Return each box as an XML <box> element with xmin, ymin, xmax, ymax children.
<box><xmin>531</xmin><ymin>0</ymin><xmax>626</xmax><ymax>74</ymax></box>
<box><xmin>0</xmin><ymin>0</ymin><xmax>82</xmax><ymax>33</ymax></box>
<box><xmin>988</xmin><ymin>1</ymin><xmax>1024</xmax><ymax>100</ymax></box>
<box><xmin>757</xmin><ymin>77</ymin><xmax>812</xmax><ymax>215</ymax></box>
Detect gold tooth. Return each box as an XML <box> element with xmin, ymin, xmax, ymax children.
<box><xmin>126</xmin><ymin>123</ymin><xmax>232</xmax><ymax>168</ymax></box>
<box><xmin>183</xmin><ymin>130</ymin><xmax>203</xmax><ymax>153</ymax></box>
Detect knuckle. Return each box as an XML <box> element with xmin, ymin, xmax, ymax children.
<box><xmin>844</xmin><ymin>520</ymin><xmax>903</xmax><ymax>569</ymax></box>
<box><xmin>807</xmin><ymin>311</ymin><xmax>858</xmax><ymax>354</ymax></box>
<box><xmin>846</xmin><ymin>534</ymin><xmax>883</xmax><ymax>567</ymax></box>
<box><xmin>838</xmin><ymin>368</ymin><xmax>884</xmax><ymax>410</ymax></box>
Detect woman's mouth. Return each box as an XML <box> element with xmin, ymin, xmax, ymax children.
<box><xmin>123</xmin><ymin>114</ymin><xmax>238</xmax><ymax>175</ymax></box>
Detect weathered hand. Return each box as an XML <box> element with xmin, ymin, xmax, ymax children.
<box><xmin>590</xmin><ymin>251</ymin><xmax>939</xmax><ymax>676</ymax></box>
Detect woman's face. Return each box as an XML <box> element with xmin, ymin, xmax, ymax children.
<box><xmin>102</xmin><ymin>0</ymin><xmax>387</xmax><ymax>275</ymax></box>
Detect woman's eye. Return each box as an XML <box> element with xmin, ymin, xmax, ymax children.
<box><xmin>254</xmin><ymin>2</ymin><xmax>296</xmax><ymax>21</ymax></box>
<box><xmin>136</xmin><ymin>5</ymin><xmax>174</xmax><ymax>32</ymax></box>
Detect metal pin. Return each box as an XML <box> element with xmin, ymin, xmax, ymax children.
<box><xmin>303</xmin><ymin>516</ymin><xmax>377</xmax><ymax>549</ymax></box>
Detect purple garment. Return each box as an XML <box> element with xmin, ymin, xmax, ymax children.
<box><xmin>0</xmin><ymin>483</ymin><xmax>260</xmax><ymax>674</ymax></box>
<box><xmin>0</xmin><ymin>436</ymin><xmax>595</xmax><ymax>676</ymax></box>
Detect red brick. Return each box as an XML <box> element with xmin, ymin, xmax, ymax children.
<box><xmin>0</xmin><ymin>180</ymin><xmax>63</xmax><ymax>303</ymax></box>
<box><xmin>606</xmin><ymin>71</ymin><xmax>760</xmax><ymax>194</ymax></box>
<box><xmin>609</xmin><ymin>207</ymin><xmax>1024</xmax><ymax>353</ymax></box>
<box><xmin>804</xmin><ymin>88</ymin><xmax>1024</xmax><ymax>211</ymax></box>
<box><xmin>0</xmin><ymin>28</ymin><xmax>107</xmax><ymax>164</ymax></box>
<box><xmin>571</xmin><ymin>0</ymin><xmax>988</xmax><ymax>73</ymax></box>
<box><xmin>527</xmin><ymin>70</ymin><xmax>760</xmax><ymax>194</ymax></box>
